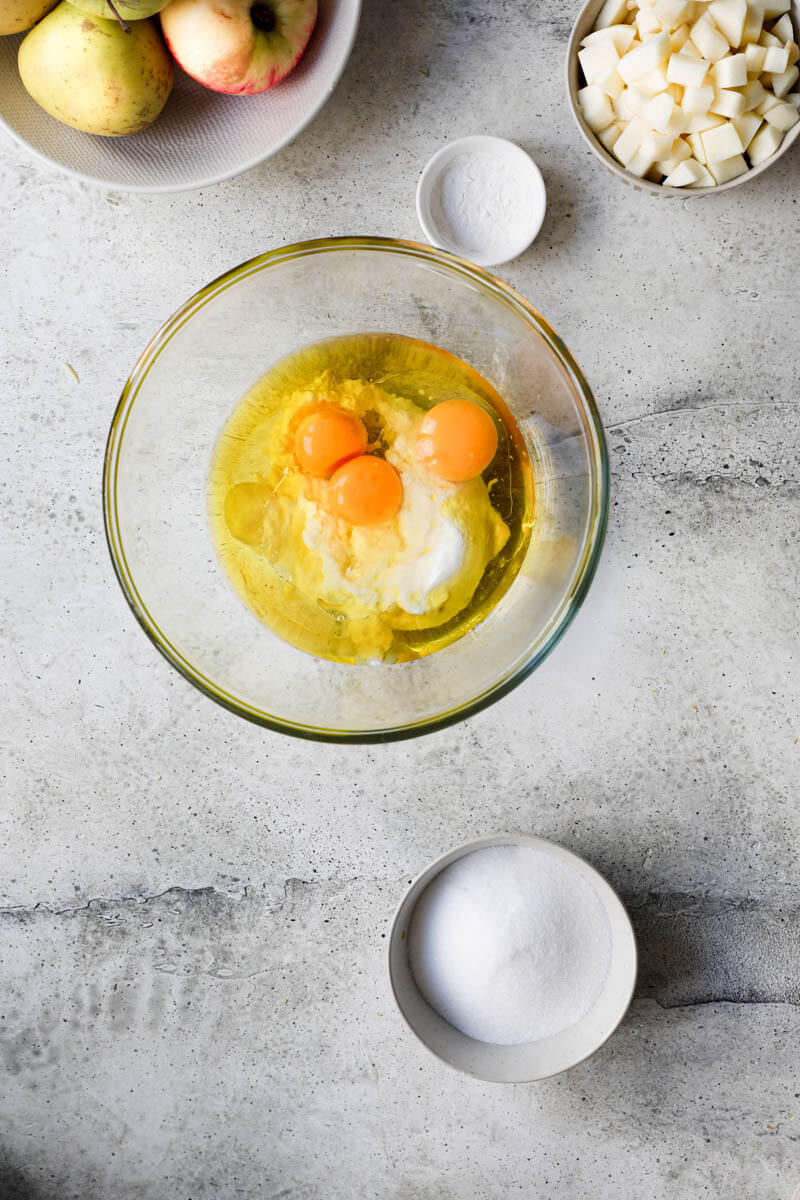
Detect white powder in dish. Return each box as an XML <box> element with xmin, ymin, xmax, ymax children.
<box><xmin>430</xmin><ymin>151</ymin><xmax>532</xmax><ymax>261</ymax></box>
<box><xmin>408</xmin><ymin>845</ymin><xmax>612</xmax><ymax>1046</ymax></box>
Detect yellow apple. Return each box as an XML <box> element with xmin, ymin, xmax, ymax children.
<box><xmin>18</xmin><ymin>3</ymin><xmax>173</xmax><ymax>136</ymax></box>
<box><xmin>0</xmin><ymin>0</ymin><xmax>56</xmax><ymax>35</ymax></box>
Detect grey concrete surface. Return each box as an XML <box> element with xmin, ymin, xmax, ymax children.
<box><xmin>1</xmin><ymin>0</ymin><xmax>799</xmax><ymax>1196</ymax></box>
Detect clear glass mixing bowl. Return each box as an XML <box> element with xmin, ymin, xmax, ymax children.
<box><xmin>104</xmin><ymin>237</ymin><xmax>608</xmax><ymax>742</ymax></box>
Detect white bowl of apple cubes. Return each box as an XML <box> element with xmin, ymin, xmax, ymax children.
<box><xmin>567</xmin><ymin>0</ymin><xmax>800</xmax><ymax>192</ymax></box>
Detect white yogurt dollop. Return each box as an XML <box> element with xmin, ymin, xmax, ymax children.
<box><xmin>301</xmin><ymin>434</ymin><xmax>466</xmax><ymax>616</ymax></box>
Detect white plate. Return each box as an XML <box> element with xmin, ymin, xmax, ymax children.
<box><xmin>389</xmin><ymin>832</ymin><xmax>637</xmax><ymax>1082</ymax></box>
<box><xmin>0</xmin><ymin>0</ymin><xmax>360</xmax><ymax>193</ymax></box>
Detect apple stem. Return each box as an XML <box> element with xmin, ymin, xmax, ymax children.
<box><xmin>107</xmin><ymin>0</ymin><xmax>131</xmax><ymax>31</ymax></box>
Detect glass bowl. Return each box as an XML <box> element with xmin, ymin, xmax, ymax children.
<box><xmin>103</xmin><ymin>237</ymin><xmax>608</xmax><ymax>741</ymax></box>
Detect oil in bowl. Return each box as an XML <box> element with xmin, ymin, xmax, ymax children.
<box><xmin>208</xmin><ymin>333</ymin><xmax>534</xmax><ymax>665</ymax></box>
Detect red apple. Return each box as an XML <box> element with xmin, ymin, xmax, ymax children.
<box><xmin>160</xmin><ymin>0</ymin><xmax>317</xmax><ymax>95</ymax></box>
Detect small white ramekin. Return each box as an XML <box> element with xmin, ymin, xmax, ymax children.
<box><xmin>416</xmin><ymin>135</ymin><xmax>547</xmax><ymax>267</ymax></box>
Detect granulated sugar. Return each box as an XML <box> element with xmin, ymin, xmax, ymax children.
<box><xmin>408</xmin><ymin>845</ymin><xmax>612</xmax><ymax>1046</ymax></box>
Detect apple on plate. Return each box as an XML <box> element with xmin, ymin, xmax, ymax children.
<box><xmin>160</xmin><ymin>0</ymin><xmax>318</xmax><ymax>95</ymax></box>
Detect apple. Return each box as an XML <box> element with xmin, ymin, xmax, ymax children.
<box><xmin>68</xmin><ymin>0</ymin><xmax>170</xmax><ymax>24</ymax></box>
<box><xmin>160</xmin><ymin>0</ymin><xmax>317</xmax><ymax>95</ymax></box>
<box><xmin>18</xmin><ymin>3</ymin><xmax>173</xmax><ymax>135</ymax></box>
<box><xmin>0</xmin><ymin>0</ymin><xmax>55</xmax><ymax>35</ymax></box>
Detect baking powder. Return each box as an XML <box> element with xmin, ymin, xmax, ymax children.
<box><xmin>430</xmin><ymin>151</ymin><xmax>533</xmax><ymax>262</ymax></box>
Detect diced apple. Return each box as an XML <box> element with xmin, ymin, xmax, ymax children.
<box><xmin>710</xmin><ymin>86</ymin><xmax>748</xmax><ymax>114</ymax></box>
<box><xmin>637</xmin><ymin>6</ymin><xmax>664</xmax><ymax>36</ymax></box>
<box><xmin>712</xmin><ymin>52</ymin><xmax>748</xmax><ymax>85</ymax></box>
<box><xmin>702</xmin><ymin>118</ymin><xmax>746</xmax><ymax>154</ymax></box>
<box><xmin>788</xmin><ymin>90</ymin><xmax>800</xmax><ymax>106</ymax></box>
<box><xmin>627</xmin><ymin>145</ymin><xmax>659</xmax><ymax>174</ymax></box>
<box><xmin>707</xmin><ymin>151</ymin><xmax>750</xmax><ymax>178</ymax></box>
<box><xmin>708</xmin><ymin>0</ymin><xmax>747</xmax><ymax>45</ymax></box>
<box><xmin>762</xmin><ymin>0</ymin><xmax>789</xmax><ymax>17</ymax></box>
<box><xmin>756</xmin><ymin>87</ymin><xmax>781</xmax><ymax>111</ymax></box>
<box><xmin>688</xmin><ymin>129</ymin><xmax>709</xmax><ymax>157</ymax></box>
<box><xmin>598</xmin><ymin>68</ymin><xmax>625</xmax><ymax>98</ymax></box>
<box><xmin>748</xmin><ymin>119</ymin><xmax>784</xmax><ymax>159</ymax></box>
<box><xmin>635</xmin><ymin>65</ymin><xmax>667</xmax><ymax>92</ymax></box>
<box><xmin>738</xmin><ymin>77</ymin><xmax>766</xmax><ymax>107</ymax></box>
<box><xmin>615</xmin><ymin>85</ymin><xmax>648</xmax><ymax>118</ymax></box>
<box><xmin>644</xmin><ymin>128</ymin><xmax>677</xmax><ymax>156</ymax></box>
<box><xmin>594</xmin><ymin>0</ymin><xmax>630</xmax><ymax>29</ymax></box>
<box><xmin>732</xmin><ymin>109</ymin><xmax>764</xmax><ymax>144</ymax></box>
<box><xmin>641</xmin><ymin>91</ymin><xmax>675</xmax><ymax>129</ymax></box>
<box><xmin>763</xmin><ymin>43</ymin><xmax>791</xmax><ymax>70</ymax></box>
<box><xmin>655</xmin><ymin>135</ymin><xmax>694</xmax><ymax>170</ymax></box>
<box><xmin>771</xmin><ymin>13</ymin><xmax>794</xmax><ymax>40</ymax></box>
<box><xmin>684</xmin><ymin>110</ymin><xmax>726</xmax><ymax>131</ymax></box>
<box><xmin>690</xmin><ymin>106</ymin><xmax>727</xmax><ymax>125</ymax></box>
<box><xmin>653</xmin><ymin>0</ymin><xmax>694</xmax><ymax>27</ymax></box>
<box><xmin>682</xmin><ymin>37</ymin><xmax>703</xmax><ymax>57</ymax></box>
<box><xmin>671</xmin><ymin>22</ymin><xmax>692</xmax><ymax>48</ymax></box>
<box><xmin>578</xmin><ymin>83</ymin><xmax>617</xmax><ymax>129</ymax></box>
<box><xmin>763</xmin><ymin>96</ymin><xmax>800</xmax><ymax>125</ymax></box>
<box><xmin>689</xmin><ymin>161</ymin><xmax>717</xmax><ymax>183</ymax></box>
<box><xmin>582</xmin><ymin>24</ymin><xmax>638</xmax><ymax>52</ymax></box>
<box><xmin>682</xmin><ymin>81</ymin><xmax>716</xmax><ymax>109</ymax></box>
<box><xmin>759</xmin><ymin>29</ymin><xmax>782</xmax><ymax>45</ymax></box>
<box><xmin>690</xmin><ymin>12</ymin><xmax>731</xmax><ymax>59</ymax></box>
<box><xmin>612</xmin><ymin>114</ymin><xmax>650</xmax><ymax>162</ymax></box>
<box><xmin>597</xmin><ymin>120</ymin><xmax>626</xmax><ymax>150</ymax></box>
<box><xmin>667</xmin><ymin>81</ymin><xmax>685</xmax><ymax>100</ymax></box>
<box><xmin>619</xmin><ymin>31</ymin><xmax>673</xmax><ymax>81</ymax></box>
<box><xmin>668</xmin><ymin>50</ymin><xmax>711</xmax><ymax>83</ymax></box>
<box><xmin>789</xmin><ymin>41</ymin><xmax>800</xmax><ymax>66</ymax></box>
<box><xmin>768</xmin><ymin>63</ymin><xmax>800</xmax><ymax>95</ymax></box>
<box><xmin>741</xmin><ymin>4</ymin><xmax>765</xmax><ymax>43</ymax></box>
<box><xmin>579</xmin><ymin>39</ymin><xmax>621</xmax><ymax>84</ymax></box>
<box><xmin>745</xmin><ymin>41</ymin><xmax>767</xmax><ymax>69</ymax></box>
<box><xmin>663</xmin><ymin>155</ymin><xmax>707</xmax><ymax>182</ymax></box>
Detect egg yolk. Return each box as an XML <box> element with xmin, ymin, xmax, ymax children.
<box><xmin>294</xmin><ymin>407</ymin><xmax>368</xmax><ymax>477</ymax></box>
<box><xmin>327</xmin><ymin>455</ymin><xmax>403</xmax><ymax>526</ymax></box>
<box><xmin>416</xmin><ymin>398</ymin><xmax>499</xmax><ymax>483</ymax></box>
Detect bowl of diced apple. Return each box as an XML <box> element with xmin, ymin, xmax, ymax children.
<box><xmin>567</xmin><ymin>0</ymin><xmax>800</xmax><ymax>193</ymax></box>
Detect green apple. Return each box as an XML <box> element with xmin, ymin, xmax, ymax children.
<box><xmin>0</xmin><ymin>0</ymin><xmax>56</xmax><ymax>35</ymax></box>
<box><xmin>18</xmin><ymin>2</ymin><xmax>173</xmax><ymax>137</ymax></box>
<box><xmin>68</xmin><ymin>0</ymin><xmax>169</xmax><ymax>24</ymax></box>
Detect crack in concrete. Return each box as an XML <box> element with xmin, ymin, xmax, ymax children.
<box><xmin>2</xmin><ymin>883</ymin><xmax>799</xmax><ymax>1011</ymax></box>
<box><xmin>0</xmin><ymin>876</ymin><xmax>398</xmax><ymax>917</ymax></box>
<box><xmin>606</xmin><ymin>397</ymin><xmax>800</xmax><ymax>433</ymax></box>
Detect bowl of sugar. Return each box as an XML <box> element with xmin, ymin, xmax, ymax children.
<box><xmin>388</xmin><ymin>833</ymin><xmax>637</xmax><ymax>1082</ymax></box>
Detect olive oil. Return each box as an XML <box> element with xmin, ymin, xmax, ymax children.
<box><xmin>209</xmin><ymin>333</ymin><xmax>534</xmax><ymax>664</ymax></box>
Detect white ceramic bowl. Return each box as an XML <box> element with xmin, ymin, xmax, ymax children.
<box><xmin>566</xmin><ymin>0</ymin><xmax>800</xmax><ymax>198</ymax></box>
<box><xmin>416</xmin><ymin>135</ymin><xmax>547</xmax><ymax>266</ymax></box>
<box><xmin>0</xmin><ymin>0</ymin><xmax>360</xmax><ymax>193</ymax></box>
<box><xmin>388</xmin><ymin>833</ymin><xmax>637</xmax><ymax>1082</ymax></box>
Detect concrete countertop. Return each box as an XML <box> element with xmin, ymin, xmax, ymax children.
<box><xmin>2</xmin><ymin>0</ymin><xmax>799</xmax><ymax>1196</ymax></box>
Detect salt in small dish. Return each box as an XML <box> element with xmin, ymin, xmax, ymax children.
<box><xmin>416</xmin><ymin>135</ymin><xmax>547</xmax><ymax>267</ymax></box>
<box><xmin>388</xmin><ymin>832</ymin><xmax>637</xmax><ymax>1083</ymax></box>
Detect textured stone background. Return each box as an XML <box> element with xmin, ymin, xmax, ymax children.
<box><xmin>1</xmin><ymin>0</ymin><xmax>799</xmax><ymax>1197</ymax></box>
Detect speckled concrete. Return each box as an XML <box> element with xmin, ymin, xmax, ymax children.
<box><xmin>1</xmin><ymin>0</ymin><xmax>799</xmax><ymax>1196</ymax></box>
